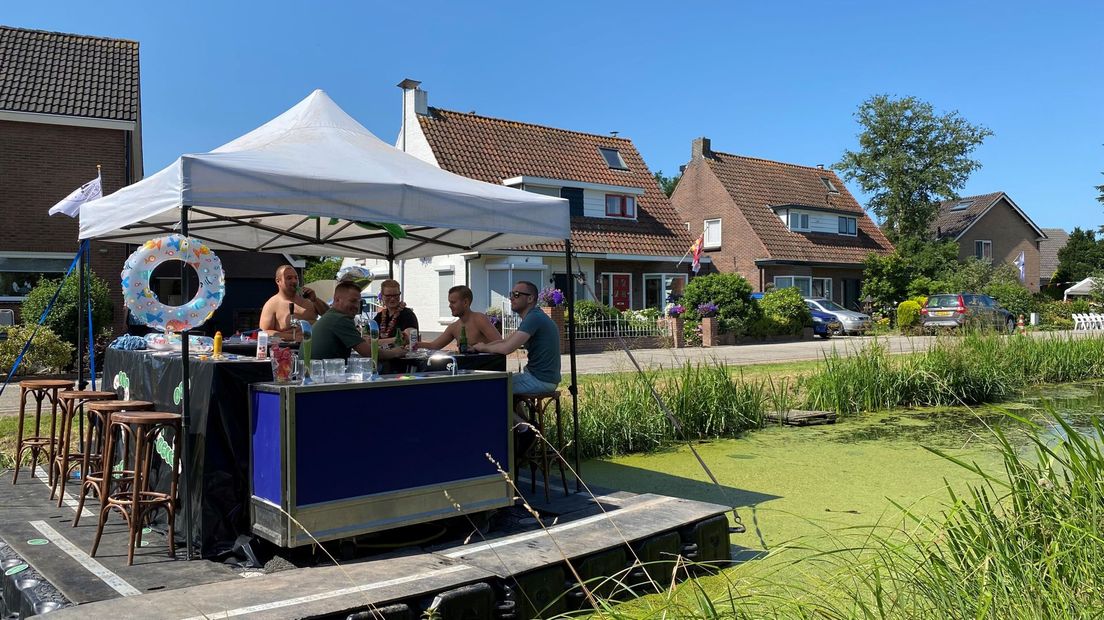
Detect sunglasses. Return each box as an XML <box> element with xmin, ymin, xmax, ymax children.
<box><xmin>510</xmin><ymin>291</ymin><xmax>533</xmax><ymax>299</ymax></box>
<box><xmin>381</xmin><ymin>293</ymin><xmax>402</xmax><ymax>298</ymax></box>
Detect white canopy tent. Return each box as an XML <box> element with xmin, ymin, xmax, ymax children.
<box><xmin>1064</xmin><ymin>277</ymin><xmax>1098</xmax><ymax>300</ymax></box>
<box><xmin>78</xmin><ymin>89</ymin><xmax>569</xmax><ymax>259</ymax></box>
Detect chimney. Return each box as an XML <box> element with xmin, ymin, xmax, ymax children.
<box><xmin>398</xmin><ymin>78</ymin><xmax>428</xmax><ymax>116</ymax></box>
<box><xmin>691</xmin><ymin>136</ymin><xmax>711</xmax><ymax>160</ymax></box>
<box><xmin>816</xmin><ymin>164</ymin><xmax>824</xmax><ymax>169</ymax></box>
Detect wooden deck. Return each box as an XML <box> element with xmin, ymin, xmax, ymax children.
<box><xmin>764</xmin><ymin>409</ymin><xmax>838</xmax><ymax>426</ymax></box>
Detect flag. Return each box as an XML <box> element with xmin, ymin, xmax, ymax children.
<box><xmin>1013</xmin><ymin>250</ymin><xmax>1025</xmax><ymax>282</ymax></box>
<box><xmin>690</xmin><ymin>234</ymin><xmax>704</xmax><ymax>274</ymax></box>
<box><xmin>49</xmin><ymin>173</ymin><xmax>102</xmax><ymax>217</ymax></box>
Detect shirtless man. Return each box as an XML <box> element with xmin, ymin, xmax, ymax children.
<box><xmin>259</xmin><ymin>265</ymin><xmax>329</xmax><ymax>341</ymax></box>
<box><xmin>418</xmin><ymin>285</ymin><xmax>501</xmax><ymax>351</ymax></box>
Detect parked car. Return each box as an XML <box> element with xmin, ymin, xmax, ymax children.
<box><xmin>805</xmin><ymin>298</ymin><xmax>871</xmax><ymax>335</ymax></box>
<box><xmin>810</xmin><ymin>308</ymin><xmax>842</xmax><ymax>339</ymax></box>
<box><xmin>921</xmin><ymin>293</ymin><xmax>1015</xmax><ymax>333</ymax></box>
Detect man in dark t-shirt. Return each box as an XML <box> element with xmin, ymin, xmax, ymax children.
<box><xmin>314</xmin><ymin>281</ymin><xmax>405</xmax><ymax>363</ymax></box>
<box><xmin>372</xmin><ymin>278</ymin><xmax>419</xmax><ymax>346</ymax></box>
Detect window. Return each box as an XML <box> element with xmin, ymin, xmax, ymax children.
<box><xmin>605</xmin><ymin>194</ymin><xmax>636</xmax><ymax>218</ymax></box>
<box><xmin>644</xmin><ymin>274</ymin><xmax>688</xmax><ymax>310</ymax></box>
<box><xmin>704</xmin><ymin>218</ymin><xmax>722</xmax><ymax>249</ymax></box>
<box><xmin>0</xmin><ymin>254</ymin><xmax>73</xmax><ymax>301</ymax></box>
<box><xmin>553</xmin><ymin>272</ymin><xmax>587</xmax><ymax>303</ymax></box>
<box><xmin>560</xmin><ymin>187</ymin><xmax>584</xmax><ymax>217</ymax></box>
<box><xmin>488</xmin><ymin>267</ymin><xmax>544</xmax><ymax>310</ymax></box>
<box><xmin>812</xmin><ymin>277</ymin><xmax>832</xmax><ymax>300</ymax></box>
<box><xmin>820</xmin><ymin>177</ymin><xmax>838</xmax><ymax>193</ymax></box>
<box><xmin>437</xmin><ymin>269</ymin><xmax>454</xmax><ymax>318</ymax></box>
<box><xmin>789</xmin><ymin>212</ymin><xmax>810</xmax><ymax>231</ymax></box>
<box><xmin>599</xmin><ymin>147</ymin><xmax>628</xmax><ymax>170</ymax></box>
<box><xmin>951</xmin><ymin>200</ymin><xmax>974</xmax><ymax>211</ymax></box>
<box><xmin>975</xmin><ymin>240</ymin><xmax>993</xmax><ymax>262</ymax></box>
<box><xmin>838</xmin><ymin>216</ymin><xmax>857</xmax><ymax>236</ymax></box>
<box><xmin>774</xmin><ymin>275</ymin><xmax>830</xmax><ymax>300</ymax></box>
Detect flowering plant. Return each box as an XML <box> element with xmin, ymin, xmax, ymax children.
<box><xmin>697</xmin><ymin>302</ymin><xmax>719</xmax><ymax>318</ymax></box>
<box><xmin>539</xmin><ymin>287</ymin><xmax>566</xmax><ymax>307</ymax></box>
<box><xmin>487</xmin><ymin>315</ymin><xmax>501</xmax><ymax>327</ymax></box>
<box><xmin>665</xmin><ymin>303</ymin><xmax>686</xmax><ymax>318</ymax></box>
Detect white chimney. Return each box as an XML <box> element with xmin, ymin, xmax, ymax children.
<box><xmin>394</xmin><ymin>78</ymin><xmax>439</xmax><ymax>167</ymax></box>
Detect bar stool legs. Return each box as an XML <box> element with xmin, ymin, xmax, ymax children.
<box><xmin>50</xmin><ymin>390</ymin><xmax>117</xmax><ymax>506</ymax></box>
<box><xmin>12</xmin><ymin>380</ymin><xmax>73</xmax><ymax>485</ymax></box>
<box><xmin>90</xmin><ymin>411</ymin><xmax>181</xmax><ymax>565</ymax></box>
<box><xmin>73</xmin><ymin>400</ymin><xmax>154</xmax><ymax>527</ymax></box>
<box><xmin>513</xmin><ymin>391</ymin><xmax>570</xmax><ymax>503</ymax></box>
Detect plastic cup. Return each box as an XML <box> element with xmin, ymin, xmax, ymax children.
<box><xmin>309</xmin><ymin>359</ymin><xmax>325</xmax><ymax>383</ymax></box>
<box><xmin>323</xmin><ymin>358</ymin><xmax>345</xmax><ymax>382</ymax></box>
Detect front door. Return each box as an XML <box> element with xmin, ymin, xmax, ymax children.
<box><xmin>611</xmin><ymin>274</ymin><xmax>631</xmax><ymax>310</ymax></box>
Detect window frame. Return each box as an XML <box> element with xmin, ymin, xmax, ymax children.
<box><xmin>598</xmin><ymin>147</ymin><xmax>628</xmax><ymax>170</ymax></box>
<box><xmin>0</xmin><ymin>252</ymin><xmax>75</xmax><ymax>303</ymax></box>
<box><xmin>975</xmin><ymin>239</ymin><xmax>993</xmax><ymax>262</ymax></box>
<box><xmin>838</xmin><ymin>216</ymin><xmax>857</xmax><ymax>236</ymax></box>
<box><xmin>604</xmin><ymin>194</ymin><xmax>636</xmax><ymax>219</ymax></box>
<box><xmin>789</xmin><ymin>212</ymin><xmax>811</xmax><ymax>232</ymax></box>
<box><xmin>704</xmin><ymin>218</ymin><xmax>722</xmax><ymax>249</ymax></box>
<box><xmin>644</xmin><ymin>273</ymin><xmax>689</xmax><ymax>310</ymax></box>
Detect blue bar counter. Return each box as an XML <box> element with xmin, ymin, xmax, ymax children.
<box><xmin>249</xmin><ymin>370</ymin><xmax>514</xmax><ymax>547</ymax></box>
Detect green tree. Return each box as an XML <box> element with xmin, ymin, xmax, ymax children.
<box><xmin>653</xmin><ymin>171</ymin><xmax>681</xmax><ymax>198</ymax></box>
<box><xmin>681</xmin><ymin>273</ymin><xmax>758</xmax><ymax>334</ymax></box>
<box><xmin>21</xmin><ymin>270</ymin><xmax>114</xmax><ymax>362</ymax></box>
<box><xmin>861</xmin><ymin>238</ymin><xmax>959</xmax><ymax>311</ymax></box>
<box><xmin>1052</xmin><ymin>227</ymin><xmax>1104</xmax><ymax>286</ymax></box>
<box><xmin>834</xmin><ymin>95</ymin><xmax>993</xmax><ymax>243</ymax></box>
<box><xmin>303</xmin><ymin>257</ymin><xmax>342</xmax><ymax>283</ymax></box>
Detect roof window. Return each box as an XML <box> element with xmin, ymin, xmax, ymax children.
<box><xmin>599</xmin><ymin>148</ymin><xmax>628</xmax><ymax>170</ymax></box>
<box><xmin>820</xmin><ymin>177</ymin><xmax>838</xmax><ymax>193</ymax></box>
<box><xmin>951</xmin><ymin>200</ymin><xmax>973</xmax><ymax>211</ymax></box>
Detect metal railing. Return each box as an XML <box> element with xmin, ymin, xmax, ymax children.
<box><xmin>498</xmin><ymin>304</ymin><xmax>669</xmax><ymax>340</ymax></box>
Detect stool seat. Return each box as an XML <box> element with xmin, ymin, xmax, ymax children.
<box><xmin>50</xmin><ymin>390</ymin><xmax>121</xmax><ymax>505</ymax></box>
<box><xmin>12</xmin><ymin>379</ymin><xmax>73</xmax><ymax>485</ymax></box>
<box><xmin>86</xmin><ymin>400</ymin><xmax>155</xmax><ymax>413</ymax></box>
<box><xmin>513</xmin><ymin>391</ymin><xmax>569</xmax><ymax>502</ymax></box>
<box><xmin>91</xmin><ymin>411</ymin><xmax>182</xmax><ymax>565</ymax></box>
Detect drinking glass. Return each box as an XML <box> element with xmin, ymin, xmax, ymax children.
<box><xmin>309</xmin><ymin>359</ymin><xmax>325</xmax><ymax>383</ymax></box>
<box><xmin>323</xmin><ymin>358</ymin><xmax>346</xmax><ymax>382</ymax></box>
<box><xmin>347</xmin><ymin>358</ymin><xmax>365</xmax><ymax>382</ymax></box>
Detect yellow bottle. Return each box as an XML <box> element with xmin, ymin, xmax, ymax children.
<box><xmin>213</xmin><ymin>331</ymin><xmax>223</xmax><ymax>357</ymax></box>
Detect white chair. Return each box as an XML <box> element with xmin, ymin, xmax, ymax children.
<box><xmin>1073</xmin><ymin>313</ymin><xmax>1086</xmax><ymax>330</ymax></box>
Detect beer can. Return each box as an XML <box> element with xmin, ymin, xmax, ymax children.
<box><xmin>408</xmin><ymin>329</ymin><xmax>419</xmax><ymax>351</ymax></box>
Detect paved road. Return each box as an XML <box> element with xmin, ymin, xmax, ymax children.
<box><xmin>0</xmin><ymin>331</ymin><xmax>1086</xmax><ymax>414</ymax></box>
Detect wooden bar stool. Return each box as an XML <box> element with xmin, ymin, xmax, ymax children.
<box><xmin>90</xmin><ymin>411</ymin><xmax>182</xmax><ymax>565</ymax></box>
<box><xmin>12</xmin><ymin>379</ymin><xmax>73</xmax><ymax>485</ymax></box>
<box><xmin>73</xmin><ymin>400</ymin><xmax>154</xmax><ymax>527</ymax></box>
<box><xmin>50</xmin><ymin>390</ymin><xmax>118</xmax><ymax>506</ymax></box>
<box><xmin>513</xmin><ymin>390</ymin><xmax>569</xmax><ymax>502</ymax></box>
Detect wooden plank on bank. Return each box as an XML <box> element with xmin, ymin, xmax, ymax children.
<box><xmin>764</xmin><ymin>409</ymin><xmax>837</xmax><ymax>426</ymax></box>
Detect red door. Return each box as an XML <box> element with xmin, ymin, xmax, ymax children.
<box><xmin>611</xmin><ymin>274</ymin><xmax>631</xmax><ymax>310</ymax></box>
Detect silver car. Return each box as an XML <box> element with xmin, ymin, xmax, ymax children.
<box><xmin>805</xmin><ymin>298</ymin><xmax>871</xmax><ymax>335</ymax></box>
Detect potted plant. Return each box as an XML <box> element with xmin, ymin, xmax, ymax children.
<box><xmin>539</xmin><ymin>288</ymin><xmax>568</xmax><ymax>348</ymax></box>
<box><xmin>664</xmin><ymin>303</ymin><xmax>686</xmax><ymax>348</ymax></box>
<box><xmin>697</xmin><ymin>302</ymin><xmax>719</xmax><ymax>347</ymax></box>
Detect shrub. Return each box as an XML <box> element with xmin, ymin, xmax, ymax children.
<box><xmin>573</xmin><ymin>300</ymin><xmax>619</xmax><ymax>325</ymax></box>
<box><xmin>897</xmin><ymin>299</ymin><xmax>922</xmax><ymax>331</ymax></box>
<box><xmin>984</xmin><ymin>278</ymin><xmax>1034</xmax><ymax>318</ymax></box>
<box><xmin>303</xmin><ymin>257</ymin><xmax>341</xmax><ymax>283</ymax></box>
<box><xmin>759</xmin><ymin>288</ymin><xmax>810</xmax><ymax>335</ymax></box>
<box><xmin>0</xmin><ymin>324</ymin><xmax>73</xmax><ymax>375</ymax></box>
<box><xmin>682</xmin><ymin>318</ymin><xmax>703</xmax><ymax>347</ymax></box>
<box><xmin>681</xmin><ymin>273</ymin><xmax>758</xmax><ymax>334</ymax></box>
<box><xmin>21</xmin><ymin>270</ymin><xmax>113</xmax><ymax>360</ymax></box>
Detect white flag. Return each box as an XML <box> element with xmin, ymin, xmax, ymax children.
<box><xmin>1013</xmin><ymin>250</ymin><xmax>1025</xmax><ymax>282</ymax></box>
<box><xmin>48</xmin><ymin>174</ymin><xmax>102</xmax><ymax>218</ymax></box>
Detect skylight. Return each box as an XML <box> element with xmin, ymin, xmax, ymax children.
<box><xmin>599</xmin><ymin>147</ymin><xmax>628</xmax><ymax>170</ymax></box>
<box><xmin>820</xmin><ymin>177</ymin><xmax>838</xmax><ymax>193</ymax></box>
<box><xmin>950</xmin><ymin>200</ymin><xmax>973</xmax><ymax>211</ymax></box>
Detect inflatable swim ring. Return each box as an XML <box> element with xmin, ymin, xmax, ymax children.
<box><xmin>121</xmin><ymin>234</ymin><xmax>224</xmax><ymax>332</ymax></box>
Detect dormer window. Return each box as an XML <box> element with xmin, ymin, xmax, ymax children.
<box><xmin>599</xmin><ymin>148</ymin><xmax>628</xmax><ymax>170</ymax></box>
<box><xmin>820</xmin><ymin>177</ymin><xmax>838</xmax><ymax>193</ymax></box>
<box><xmin>789</xmin><ymin>212</ymin><xmax>810</xmax><ymax>231</ymax></box>
<box><xmin>605</xmin><ymin>194</ymin><xmax>636</xmax><ymax>218</ymax></box>
<box><xmin>838</xmin><ymin>216</ymin><xmax>857</xmax><ymax>236</ymax></box>
<box><xmin>951</xmin><ymin>200</ymin><xmax>973</xmax><ymax>211</ymax></box>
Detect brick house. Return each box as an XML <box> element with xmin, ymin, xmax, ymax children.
<box><xmin>354</xmin><ymin>80</ymin><xmax>697</xmax><ymax>328</ymax></box>
<box><xmin>670</xmin><ymin>137</ymin><xmax>894</xmax><ymax>309</ymax></box>
<box><xmin>1038</xmin><ymin>227</ymin><xmax>1070</xmax><ymax>289</ymax></box>
<box><xmin>931</xmin><ymin>192</ymin><xmax>1047</xmax><ymax>293</ymax></box>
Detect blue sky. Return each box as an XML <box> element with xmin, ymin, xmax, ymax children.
<box><xmin>8</xmin><ymin>1</ymin><xmax>1103</xmax><ymax>232</ymax></box>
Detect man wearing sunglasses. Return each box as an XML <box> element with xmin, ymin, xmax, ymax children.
<box><xmin>473</xmin><ymin>280</ymin><xmax>560</xmax><ymax>394</ymax></box>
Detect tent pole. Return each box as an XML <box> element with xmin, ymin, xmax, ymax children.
<box><xmin>564</xmin><ymin>239</ymin><xmax>580</xmax><ymax>492</ymax></box>
<box><xmin>388</xmin><ymin>237</ymin><xmax>395</xmax><ymax>279</ymax></box>
<box><xmin>76</xmin><ymin>241</ymin><xmax>86</xmax><ymax>453</ymax></box>
<box><xmin>180</xmin><ymin>205</ymin><xmax>194</xmax><ymax>560</ymax></box>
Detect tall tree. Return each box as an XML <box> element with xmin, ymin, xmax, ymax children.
<box><xmin>1053</xmin><ymin>227</ymin><xmax>1104</xmax><ymax>286</ymax></box>
<box><xmin>834</xmin><ymin>95</ymin><xmax>993</xmax><ymax>243</ymax></box>
<box><xmin>653</xmin><ymin>171</ymin><xmax>680</xmax><ymax>198</ymax></box>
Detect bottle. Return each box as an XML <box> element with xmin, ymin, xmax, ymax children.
<box><xmin>394</xmin><ymin>329</ymin><xmax>405</xmax><ymax>350</ymax></box>
<box><xmin>213</xmin><ymin>331</ymin><xmax>223</xmax><ymax>357</ymax></box>
<box><xmin>458</xmin><ymin>325</ymin><xmax>468</xmax><ymax>354</ymax></box>
<box><xmin>256</xmin><ymin>330</ymin><xmax>268</xmax><ymax>359</ymax></box>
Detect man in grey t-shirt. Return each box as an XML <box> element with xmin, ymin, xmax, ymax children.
<box><xmin>472</xmin><ymin>280</ymin><xmax>560</xmax><ymax>394</ymax></box>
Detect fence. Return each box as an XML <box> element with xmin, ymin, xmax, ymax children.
<box><xmin>499</xmin><ymin>305</ymin><xmax>669</xmax><ymax>340</ymax></box>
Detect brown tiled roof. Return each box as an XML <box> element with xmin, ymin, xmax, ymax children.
<box><xmin>1039</xmin><ymin>227</ymin><xmax>1070</xmax><ymax>280</ymax></box>
<box><xmin>0</xmin><ymin>25</ymin><xmax>140</xmax><ymax>121</ymax></box>
<box><xmin>931</xmin><ymin>192</ymin><xmax>1006</xmax><ymax>240</ymax></box>
<box><xmin>705</xmin><ymin>151</ymin><xmax>894</xmax><ymax>264</ymax></box>
<box><xmin>417</xmin><ymin>107</ymin><xmax>694</xmax><ymax>256</ymax></box>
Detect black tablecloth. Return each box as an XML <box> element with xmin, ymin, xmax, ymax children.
<box><xmin>402</xmin><ymin>352</ymin><xmax>507</xmax><ymax>373</ymax></box>
<box><xmin>103</xmin><ymin>349</ymin><xmax>272</xmax><ymax>557</ymax></box>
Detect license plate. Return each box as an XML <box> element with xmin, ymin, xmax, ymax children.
<box><xmin>934</xmin><ymin>311</ymin><xmax>953</xmax><ymax>317</ymax></box>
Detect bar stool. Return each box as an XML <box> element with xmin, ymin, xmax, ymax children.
<box><xmin>513</xmin><ymin>391</ymin><xmax>569</xmax><ymax>502</ymax></box>
<box><xmin>12</xmin><ymin>379</ymin><xmax>73</xmax><ymax>485</ymax></box>
<box><xmin>73</xmin><ymin>400</ymin><xmax>154</xmax><ymax>527</ymax></box>
<box><xmin>90</xmin><ymin>411</ymin><xmax>182</xmax><ymax>565</ymax></box>
<box><xmin>50</xmin><ymin>390</ymin><xmax>118</xmax><ymax>506</ymax></box>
